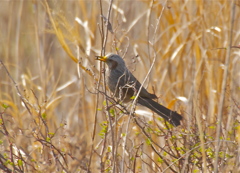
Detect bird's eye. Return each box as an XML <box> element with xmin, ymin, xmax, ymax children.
<box><xmin>108</xmin><ymin>59</ymin><xmax>112</xmax><ymax>62</ymax></box>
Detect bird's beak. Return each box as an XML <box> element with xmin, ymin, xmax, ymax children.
<box><xmin>96</xmin><ymin>55</ymin><xmax>107</xmax><ymax>62</ymax></box>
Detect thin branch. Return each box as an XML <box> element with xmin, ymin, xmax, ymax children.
<box><xmin>214</xmin><ymin>1</ymin><xmax>236</xmax><ymax>172</ymax></box>
<box><xmin>99</xmin><ymin>0</ymin><xmax>116</xmax><ymax>172</ymax></box>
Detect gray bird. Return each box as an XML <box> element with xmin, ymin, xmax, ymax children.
<box><xmin>96</xmin><ymin>54</ymin><xmax>182</xmax><ymax>126</ymax></box>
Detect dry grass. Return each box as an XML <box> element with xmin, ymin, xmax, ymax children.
<box><xmin>0</xmin><ymin>0</ymin><xmax>240</xmax><ymax>172</ymax></box>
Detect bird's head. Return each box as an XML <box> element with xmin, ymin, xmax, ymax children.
<box><xmin>96</xmin><ymin>54</ymin><xmax>126</xmax><ymax>70</ymax></box>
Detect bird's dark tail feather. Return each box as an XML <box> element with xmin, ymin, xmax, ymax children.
<box><xmin>138</xmin><ymin>97</ymin><xmax>182</xmax><ymax>126</ymax></box>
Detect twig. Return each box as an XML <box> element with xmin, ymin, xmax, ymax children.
<box><xmin>163</xmin><ymin>140</ymin><xmax>235</xmax><ymax>173</ymax></box>
<box><xmin>99</xmin><ymin>0</ymin><xmax>116</xmax><ymax>172</ymax></box>
<box><xmin>0</xmin><ymin>60</ymin><xmax>32</xmax><ymax>116</ymax></box>
<box><xmin>214</xmin><ymin>1</ymin><xmax>236</xmax><ymax>172</ymax></box>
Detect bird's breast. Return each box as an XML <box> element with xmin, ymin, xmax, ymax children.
<box><xmin>107</xmin><ymin>69</ymin><xmax>122</xmax><ymax>93</ymax></box>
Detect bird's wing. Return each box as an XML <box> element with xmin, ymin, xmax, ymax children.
<box><xmin>128</xmin><ymin>71</ymin><xmax>157</xmax><ymax>99</ymax></box>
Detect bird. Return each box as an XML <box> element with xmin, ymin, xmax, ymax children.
<box><xmin>96</xmin><ymin>53</ymin><xmax>182</xmax><ymax>126</ymax></box>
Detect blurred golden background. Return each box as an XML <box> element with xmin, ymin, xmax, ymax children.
<box><xmin>0</xmin><ymin>1</ymin><xmax>239</xmax><ymax>172</ymax></box>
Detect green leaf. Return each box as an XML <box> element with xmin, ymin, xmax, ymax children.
<box><xmin>42</xmin><ymin>113</ymin><xmax>47</xmax><ymax>119</ymax></box>
<box><xmin>17</xmin><ymin>159</ymin><xmax>23</xmax><ymax>166</ymax></box>
<box><xmin>107</xmin><ymin>146</ymin><xmax>112</xmax><ymax>152</ymax></box>
<box><xmin>46</xmin><ymin>137</ymin><xmax>51</xmax><ymax>142</ymax></box>
<box><xmin>157</xmin><ymin>157</ymin><xmax>164</xmax><ymax>163</ymax></box>
<box><xmin>146</xmin><ymin>138</ymin><xmax>152</xmax><ymax>145</ymax></box>
<box><xmin>2</xmin><ymin>103</ymin><xmax>9</xmax><ymax>109</ymax></box>
<box><xmin>103</xmin><ymin>100</ymin><xmax>107</xmax><ymax>106</ymax></box>
<box><xmin>130</xmin><ymin>96</ymin><xmax>136</xmax><ymax>100</ymax></box>
<box><xmin>121</xmin><ymin>133</ymin><xmax>126</xmax><ymax>137</ymax></box>
<box><xmin>99</xmin><ymin>121</ymin><xmax>108</xmax><ymax>138</ymax></box>
<box><xmin>135</xmin><ymin>131</ymin><xmax>140</xmax><ymax>135</ymax></box>
<box><xmin>109</xmin><ymin>108</ymin><xmax>115</xmax><ymax>116</ymax></box>
<box><xmin>163</xmin><ymin>152</ymin><xmax>167</xmax><ymax>156</ymax></box>
<box><xmin>48</xmin><ymin>132</ymin><xmax>55</xmax><ymax>138</ymax></box>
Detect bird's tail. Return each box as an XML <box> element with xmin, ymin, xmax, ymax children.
<box><xmin>138</xmin><ymin>97</ymin><xmax>182</xmax><ymax>126</ymax></box>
